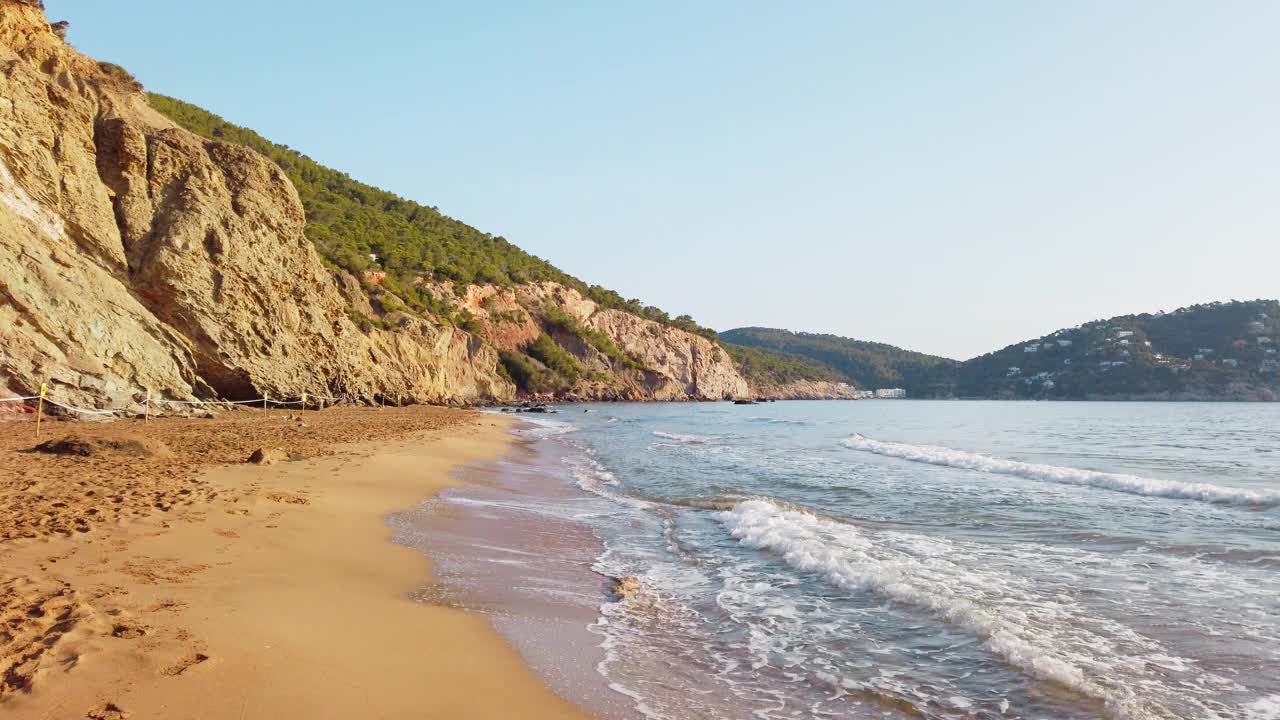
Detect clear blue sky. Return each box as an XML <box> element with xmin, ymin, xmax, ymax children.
<box><xmin>47</xmin><ymin>1</ymin><xmax>1279</xmax><ymax>359</ymax></box>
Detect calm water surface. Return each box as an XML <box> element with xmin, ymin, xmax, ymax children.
<box><xmin>444</xmin><ymin>401</ymin><xmax>1280</xmax><ymax>720</ymax></box>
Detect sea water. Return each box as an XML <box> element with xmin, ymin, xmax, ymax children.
<box><xmin>423</xmin><ymin>401</ymin><xmax>1280</xmax><ymax>720</ymax></box>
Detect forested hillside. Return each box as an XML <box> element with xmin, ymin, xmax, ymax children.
<box><xmin>722</xmin><ymin>344</ymin><xmax>842</xmax><ymax>386</ymax></box>
<box><xmin>945</xmin><ymin>300</ymin><xmax>1280</xmax><ymax>400</ymax></box>
<box><xmin>719</xmin><ymin>328</ymin><xmax>956</xmax><ymax>391</ymax></box>
<box><xmin>724</xmin><ymin>301</ymin><xmax>1280</xmax><ymax>401</ymax></box>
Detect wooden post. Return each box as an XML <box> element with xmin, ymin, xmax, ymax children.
<box><xmin>263</xmin><ymin>392</ymin><xmax>268</xmax><ymax>411</ymax></box>
<box><xmin>35</xmin><ymin>382</ymin><xmax>46</xmax><ymax>440</ymax></box>
<box><xmin>144</xmin><ymin>389</ymin><xmax>150</xmax><ymax>423</ymax></box>
<box><xmin>301</xmin><ymin>391</ymin><xmax>307</xmax><ymax>412</ymax></box>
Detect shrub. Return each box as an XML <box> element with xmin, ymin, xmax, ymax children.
<box><xmin>525</xmin><ymin>334</ymin><xmax>583</xmax><ymax>384</ymax></box>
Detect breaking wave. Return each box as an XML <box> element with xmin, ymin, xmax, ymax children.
<box><xmin>843</xmin><ymin>434</ymin><xmax>1280</xmax><ymax>507</ymax></box>
<box><xmin>719</xmin><ymin>498</ymin><xmax>1202</xmax><ymax>719</ymax></box>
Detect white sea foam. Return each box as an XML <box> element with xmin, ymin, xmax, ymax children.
<box><xmin>652</xmin><ymin>430</ymin><xmax>716</xmax><ymax>444</ymax></box>
<box><xmin>1244</xmin><ymin>695</ymin><xmax>1280</xmax><ymax>720</ymax></box>
<box><xmin>517</xmin><ymin>415</ymin><xmax>578</xmax><ymax>437</ymax></box>
<box><xmin>564</xmin><ymin>452</ymin><xmax>652</xmax><ymax>510</ymax></box>
<box><xmin>844</xmin><ymin>434</ymin><xmax>1280</xmax><ymax>507</ymax></box>
<box><xmin>718</xmin><ymin>498</ymin><xmax>1221</xmax><ymax>720</ymax></box>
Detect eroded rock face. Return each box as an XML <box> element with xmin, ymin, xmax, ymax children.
<box><xmin>586</xmin><ymin>308</ymin><xmax>748</xmax><ymax>400</ymax></box>
<box><xmin>748</xmin><ymin>380</ymin><xmax>863</xmax><ymax>400</ymax></box>
<box><xmin>437</xmin><ymin>281</ymin><xmax>752</xmax><ymax>400</ymax></box>
<box><xmin>0</xmin><ymin>1</ymin><xmax>513</xmax><ymax>408</ymax></box>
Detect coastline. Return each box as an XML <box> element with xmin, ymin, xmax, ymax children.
<box><xmin>391</xmin><ymin>421</ymin><xmax>638</xmax><ymax>720</ymax></box>
<box><xmin>0</xmin><ymin>407</ymin><xmax>589</xmax><ymax>719</ymax></box>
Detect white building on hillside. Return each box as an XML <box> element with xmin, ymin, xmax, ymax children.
<box><xmin>874</xmin><ymin>388</ymin><xmax>907</xmax><ymax>399</ymax></box>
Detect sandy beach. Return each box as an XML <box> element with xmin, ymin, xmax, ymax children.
<box><xmin>0</xmin><ymin>406</ymin><xmax>589</xmax><ymax>719</ymax></box>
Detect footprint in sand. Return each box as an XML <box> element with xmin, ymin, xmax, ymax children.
<box><xmin>110</xmin><ymin>622</ymin><xmax>147</xmax><ymax>639</ymax></box>
<box><xmin>161</xmin><ymin>652</ymin><xmax>209</xmax><ymax>676</ymax></box>
<box><xmin>265</xmin><ymin>492</ymin><xmax>309</xmax><ymax>505</ymax></box>
<box><xmin>144</xmin><ymin>599</ymin><xmax>186</xmax><ymax>613</ymax></box>
<box><xmin>86</xmin><ymin>702</ymin><xmax>129</xmax><ymax>719</ymax></box>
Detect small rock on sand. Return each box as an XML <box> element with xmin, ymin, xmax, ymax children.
<box><xmin>247</xmin><ymin>447</ymin><xmax>305</xmax><ymax>465</ymax></box>
<box><xmin>247</xmin><ymin>447</ymin><xmax>288</xmax><ymax>465</ymax></box>
<box><xmin>613</xmin><ymin>576</ymin><xmax>642</xmax><ymax>599</ymax></box>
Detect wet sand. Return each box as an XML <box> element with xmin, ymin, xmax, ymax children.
<box><xmin>392</xmin><ymin>431</ymin><xmax>638</xmax><ymax>719</ymax></box>
<box><xmin>0</xmin><ymin>407</ymin><xmax>590</xmax><ymax>719</ymax></box>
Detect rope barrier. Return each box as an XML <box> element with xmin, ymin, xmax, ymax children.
<box><xmin>144</xmin><ymin>398</ymin><xmax>273</xmax><ymax>406</ymax></box>
<box><xmin>7</xmin><ymin>388</ymin><xmax>354</xmax><ymax>431</ymax></box>
<box><xmin>42</xmin><ymin>399</ymin><xmax>118</xmax><ymax>416</ymax></box>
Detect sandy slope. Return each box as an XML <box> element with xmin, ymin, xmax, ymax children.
<box><xmin>0</xmin><ymin>407</ymin><xmax>588</xmax><ymax>719</ymax></box>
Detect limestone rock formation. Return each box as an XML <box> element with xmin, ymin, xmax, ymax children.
<box><xmin>748</xmin><ymin>380</ymin><xmax>863</xmax><ymax>400</ymax></box>
<box><xmin>0</xmin><ymin>0</ymin><xmax>512</xmax><ymax>409</ymax></box>
<box><xmin>437</xmin><ymin>281</ymin><xmax>751</xmax><ymax>400</ymax></box>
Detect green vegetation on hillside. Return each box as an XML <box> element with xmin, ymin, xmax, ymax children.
<box><xmin>542</xmin><ymin>306</ymin><xmax>645</xmax><ymax>369</ymax></box>
<box><xmin>498</xmin><ymin>334</ymin><xmax>592</xmax><ymax>394</ymax></box>
<box><xmin>147</xmin><ymin>94</ymin><xmax>718</xmax><ymax>340</ymax></box>
<box><xmin>723</xmin><ymin>344</ymin><xmax>842</xmax><ymax>386</ymax></box>
<box><xmin>525</xmin><ymin>334</ymin><xmax>585</xmax><ymax>382</ymax></box>
<box><xmin>497</xmin><ymin>349</ymin><xmax>560</xmax><ymax>394</ymax></box>
<box><xmin>948</xmin><ymin>299</ymin><xmax>1280</xmax><ymax>400</ymax></box>
<box><xmin>727</xmin><ymin>301</ymin><xmax>1280</xmax><ymax>400</ymax></box>
<box><xmin>719</xmin><ymin>328</ymin><xmax>955</xmax><ymax>391</ymax></box>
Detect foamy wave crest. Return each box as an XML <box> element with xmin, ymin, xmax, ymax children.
<box><xmin>518</xmin><ymin>416</ymin><xmax>578</xmax><ymax>436</ymax></box>
<box><xmin>652</xmin><ymin>431</ymin><xmax>715</xmax><ymax>444</ymax></box>
<box><xmin>564</xmin><ymin>453</ymin><xmax>652</xmax><ymax>511</ymax></box>
<box><xmin>844</xmin><ymin>434</ymin><xmax>1280</xmax><ymax>507</ymax></box>
<box><xmin>719</xmin><ymin>499</ymin><xmax>1188</xmax><ymax>719</ymax></box>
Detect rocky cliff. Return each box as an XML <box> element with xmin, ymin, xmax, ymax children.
<box><xmin>746</xmin><ymin>380</ymin><xmax>862</xmax><ymax>400</ymax></box>
<box><xmin>0</xmin><ymin>1</ymin><xmax>754</xmax><ymax>409</ymax></box>
<box><xmin>0</xmin><ymin>0</ymin><xmax>510</xmax><ymax>409</ymax></box>
<box><xmin>429</xmin><ymin>282</ymin><xmax>750</xmax><ymax>401</ymax></box>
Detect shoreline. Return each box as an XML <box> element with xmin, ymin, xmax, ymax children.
<box><xmin>393</xmin><ymin>422</ymin><xmax>639</xmax><ymax>720</ymax></box>
<box><xmin>0</xmin><ymin>407</ymin><xmax>590</xmax><ymax>719</ymax></box>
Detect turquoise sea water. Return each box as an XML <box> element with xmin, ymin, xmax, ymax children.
<box><xmin>469</xmin><ymin>401</ymin><xmax>1280</xmax><ymax>719</ymax></box>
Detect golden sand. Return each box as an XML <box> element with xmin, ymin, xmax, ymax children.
<box><xmin>0</xmin><ymin>407</ymin><xmax>588</xmax><ymax>719</ymax></box>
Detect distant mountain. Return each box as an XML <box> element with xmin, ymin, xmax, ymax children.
<box><xmin>721</xmin><ymin>344</ymin><xmax>842</xmax><ymax>385</ymax></box>
<box><xmin>942</xmin><ymin>300</ymin><xmax>1280</xmax><ymax>401</ymax></box>
<box><xmin>718</xmin><ymin>328</ymin><xmax>956</xmax><ymax>391</ymax></box>
<box><xmin>728</xmin><ymin>301</ymin><xmax>1280</xmax><ymax>401</ymax></box>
